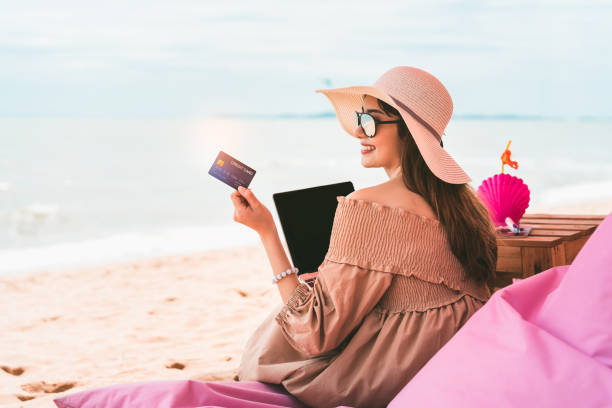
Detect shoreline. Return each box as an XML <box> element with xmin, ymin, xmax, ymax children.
<box><xmin>3</xmin><ymin>199</ymin><xmax>610</xmax><ymax>279</ymax></box>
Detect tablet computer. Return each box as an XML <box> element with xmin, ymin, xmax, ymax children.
<box><xmin>273</xmin><ymin>181</ymin><xmax>355</xmax><ymax>277</ymax></box>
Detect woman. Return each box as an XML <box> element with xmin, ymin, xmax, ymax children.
<box><xmin>233</xmin><ymin>66</ymin><xmax>497</xmax><ymax>407</ymax></box>
<box><xmin>53</xmin><ymin>66</ymin><xmax>497</xmax><ymax>408</ymax></box>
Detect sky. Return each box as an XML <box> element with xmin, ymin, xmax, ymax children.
<box><xmin>1</xmin><ymin>0</ymin><xmax>611</xmax><ymax>119</ymax></box>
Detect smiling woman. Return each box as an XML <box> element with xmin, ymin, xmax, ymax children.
<box><xmin>235</xmin><ymin>66</ymin><xmax>496</xmax><ymax>407</ymax></box>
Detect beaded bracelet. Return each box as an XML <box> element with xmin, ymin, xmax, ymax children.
<box><xmin>272</xmin><ymin>267</ymin><xmax>299</xmax><ymax>284</ymax></box>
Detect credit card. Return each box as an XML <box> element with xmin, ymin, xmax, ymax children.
<box><xmin>208</xmin><ymin>150</ymin><xmax>256</xmax><ymax>190</ymax></box>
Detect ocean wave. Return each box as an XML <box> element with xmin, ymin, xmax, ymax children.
<box><xmin>0</xmin><ymin>203</ymin><xmax>63</xmax><ymax>237</ymax></box>
<box><xmin>0</xmin><ymin>224</ymin><xmax>260</xmax><ymax>277</ymax></box>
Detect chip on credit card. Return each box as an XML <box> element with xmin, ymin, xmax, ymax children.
<box><xmin>208</xmin><ymin>150</ymin><xmax>256</xmax><ymax>190</ymax></box>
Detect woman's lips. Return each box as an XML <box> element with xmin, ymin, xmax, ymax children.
<box><xmin>361</xmin><ymin>145</ymin><xmax>376</xmax><ymax>154</ymax></box>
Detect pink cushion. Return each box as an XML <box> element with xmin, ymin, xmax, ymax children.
<box><xmin>389</xmin><ymin>213</ymin><xmax>612</xmax><ymax>407</ymax></box>
<box><xmin>532</xmin><ymin>215</ymin><xmax>612</xmax><ymax>365</ymax></box>
<box><xmin>53</xmin><ymin>380</ymin><xmax>307</xmax><ymax>408</ymax></box>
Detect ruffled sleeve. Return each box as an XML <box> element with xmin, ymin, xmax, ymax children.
<box><xmin>275</xmin><ymin>259</ymin><xmax>393</xmax><ymax>357</ymax></box>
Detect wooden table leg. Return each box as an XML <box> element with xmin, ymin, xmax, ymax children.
<box><xmin>521</xmin><ymin>245</ymin><xmax>567</xmax><ymax>278</ymax></box>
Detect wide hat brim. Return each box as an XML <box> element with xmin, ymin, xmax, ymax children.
<box><xmin>315</xmin><ymin>85</ymin><xmax>471</xmax><ymax>184</ymax></box>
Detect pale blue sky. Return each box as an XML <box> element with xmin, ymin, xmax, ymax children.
<box><xmin>1</xmin><ymin>0</ymin><xmax>610</xmax><ymax>118</ymax></box>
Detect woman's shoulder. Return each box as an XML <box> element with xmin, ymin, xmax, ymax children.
<box><xmin>330</xmin><ymin>183</ymin><xmax>445</xmax><ymax>268</ymax></box>
<box><xmin>345</xmin><ymin>180</ymin><xmax>438</xmax><ymax>222</ymax></box>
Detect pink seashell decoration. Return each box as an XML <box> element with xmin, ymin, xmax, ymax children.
<box><xmin>477</xmin><ymin>173</ymin><xmax>531</xmax><ymax>227</ymax></box>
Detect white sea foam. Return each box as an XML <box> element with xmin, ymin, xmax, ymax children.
<box><xmin>0</xmin><ymin>224</ymin><xmax>260</xmax><ymax>277</ymax></box>
<box><xmin>21</xmin><ymin>203</ymin><xmax>60</xmax><ymax>218</ymax></box>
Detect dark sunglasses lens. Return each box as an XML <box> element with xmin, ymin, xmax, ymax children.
<box><xmin>360</xmin><ymin>113</ymin><xmax>375</xmax><ymax>137</ymax></box>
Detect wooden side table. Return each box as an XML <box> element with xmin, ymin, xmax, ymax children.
<box><xmin>489</xmin><ymin>213</ymin><xmax>607</xmax><ymax>292</ymax></box>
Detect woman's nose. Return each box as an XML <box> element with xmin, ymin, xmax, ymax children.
<box><xmin>352</xmin><ymin>125</ymin><xmax>366</xmax><ymax>138</ymax></box>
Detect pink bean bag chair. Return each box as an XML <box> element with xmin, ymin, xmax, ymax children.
<box><xmin>388</xmin><ymin>212</ymin><xmax>612</xmax><ymax>407</ymax></box>
<box><xmin>53</xmin><ymin>380</ymin><xmax>308</xmax><ymax>408</ymax></box>
<box><xmin>54</xmin><ymin>213</ymin><xmax>612</xmax><ymax>408</ymax></box>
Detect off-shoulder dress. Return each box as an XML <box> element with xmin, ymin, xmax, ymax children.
<box><xmin>238</xmin><ymin>196</ymin><xmax>491</xmax><ymax>408</ymax></box>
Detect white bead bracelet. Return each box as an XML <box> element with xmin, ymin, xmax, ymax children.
<box><xmin>272</xmin><ymin>267</ymin><xmax>299</xmax><ymax>284</ymax></box>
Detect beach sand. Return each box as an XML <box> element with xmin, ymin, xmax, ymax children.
<box><xmin>0</xmin><ymin>244</ymin><xmax>280</xmax><ymax>407</ymax></box>
<box><xmin>1</xmin><ymin>201</ymin><xmax>610</xmax><ymax>407</ymax></box>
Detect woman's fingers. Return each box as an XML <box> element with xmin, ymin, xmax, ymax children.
<box><xmin>230</xmin><ymin>187</ymin><xmax>273</xmax><ymax>234</ymax></box>
<box><xmin>230</xmin><ymin>191</ymin><xmax>248</xmax><ymax>209</ymax></box>
<box><xmin>237</xmin><ymin>186</ymin><xmax>260</xmax><ymax>208</ymax></box>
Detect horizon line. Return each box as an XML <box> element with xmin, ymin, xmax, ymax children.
<box><xmin>1</xmin><ymin>112</ymin><xmax>611</xmax><ymax>121</ymax></box>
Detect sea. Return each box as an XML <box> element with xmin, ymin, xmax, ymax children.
<box><xmin>2</xmin><ymin>116</ymin><xmax>611</xmax><ymax>276</ymax></box>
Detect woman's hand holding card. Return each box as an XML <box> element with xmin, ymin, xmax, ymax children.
<box><xmin>230</xmin><ymin>186</ymin><xmax>275</xmax><ymax>236</ymax></box>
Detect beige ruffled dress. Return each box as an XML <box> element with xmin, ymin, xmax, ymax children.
<box><xmin>238</xmin><ymin>196</ymin><xmax>491</xmax><ymax>408</ymax></box>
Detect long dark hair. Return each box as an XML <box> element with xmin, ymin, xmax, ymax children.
<box><xmin>373</xmin><ymin>96</ymin><xmax>497</xmax><ymax>285</ymax></box>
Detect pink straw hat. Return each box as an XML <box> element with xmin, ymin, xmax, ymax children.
<box><xmin>315</xmin><ymin>66</ymin><xmax>471</xmax><ymax>184</ymax></box>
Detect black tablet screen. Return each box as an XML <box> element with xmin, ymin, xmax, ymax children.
<box><xmin>273</xmin><ymin>181</ymin><xmax>355</xmax><ymax>275</ymax></box>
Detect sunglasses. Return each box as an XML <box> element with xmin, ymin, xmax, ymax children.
<box><xmin>355</xmin><ymin>110</ymin><xmax>402</xmax><ymax>138</ymax></box>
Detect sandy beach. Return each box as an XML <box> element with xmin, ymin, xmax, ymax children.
<box><xmin>1</xmin><ymin>201</ymin><xmax>610</xmax><ymax>408</ymax></box>
<box><xmin>0</xmin><ymin>244</ymin><xmax>281</xmax><ymax>407</ymax></box>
